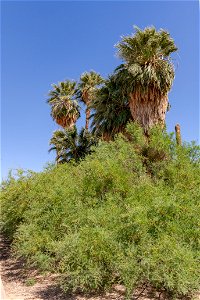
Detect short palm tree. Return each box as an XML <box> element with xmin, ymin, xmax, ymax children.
<box><xmin>47</xmin><ymin>80</ymin><xmax>80</xmax><ymax>129</ymax></box>
<box><xmin>91</xmin><ymin>75</ymin><xmax>132</xmax><ymax>140</ymax></box>
<box><xmin>115</xmin><ymin>26</ymin><xmax>178</xmax><ymax>133</ymax></box>
<box><xmin>76</xmin><ymin>71</ymin><xmax>104</xmax><ymax>130</ymax></box>
<box><xmin>49</xmin><ymin>130</ymin><xmax>68</xmax><ymax>164</ymax></box>
<box><xmin>49</xmin><ymin>126</ymin><xmax>98</xmax><ymax>163</ymax></box>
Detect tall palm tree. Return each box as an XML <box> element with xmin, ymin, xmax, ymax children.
<box><xmin>47</xmin><ymin>80</ymin><xmax>80</xmax><ymax>129</ymax></box>
<box><xmin>115</xmin><ymin>26</ymin><xmax>178</xmax><ymax>133</ymax></box>
<box><xmin>76</xmin><ymin>71</ymin><xmax>104</xmax><ymax>130</ymax></box>
<box><xmin>91</xmin><ymin>75</ymin><xmax>132</xmax><ymax>141</ymax></box>
<box><xmin>49</xmin><ymin>126</ymin><xmax>98</xmax><ymax>164</ymax></box>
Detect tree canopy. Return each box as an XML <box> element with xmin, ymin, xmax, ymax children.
<box><xmin>47</xmin><ymin>25</ymin><xmax>178</xmax><ymax>161</ymax></box>
<box><xmin>47</xmin><ymin>80</ymin><xmax>80</xmax><ymax>128</ymax></box>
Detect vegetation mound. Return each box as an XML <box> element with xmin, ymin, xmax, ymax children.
<box><xmin>1</xmin><ymin>124</ymin><xmax>200</xmax><ymax>299</ymax></box>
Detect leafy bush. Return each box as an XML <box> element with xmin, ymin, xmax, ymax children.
<box><xmin>1</xmin><ymin>124</ymin><xmax>200</xmax><ymax>298</ymax></box>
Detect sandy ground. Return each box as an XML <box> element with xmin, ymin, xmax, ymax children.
<box><xmin>0</xmin><ymin>235</ymin><xmax>199</xmax><ymax>300</ymax></box>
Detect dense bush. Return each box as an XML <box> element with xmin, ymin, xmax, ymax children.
<box><xmin>1</xmin><ymin>124</ymin><xmax>200</xmax><ymax>298</ymax></box>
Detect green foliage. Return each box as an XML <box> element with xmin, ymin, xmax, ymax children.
<box><xmin>1</xmin><ymin>124</ymin><xmax>200</xmax><ymax>298</ymax></box>
<box><xmin>76</xmin><ymin>70</ymin><xmax>104</xmax><ymax>104</ymax></box>
<box><xmin>49</xmin><ymin>126</ymin><xmax>98</xmax><ymax>163</ymax></box>
<box><xmin>0</xmin><ymin>169</ymin><xmax>35</xmax><ymax>239</ymax></box>
<box><xmin>25</xmin><ymin>278</ymin><xmax>36</xmax><ymax>286</ymax></box>
<box><xmin>116</xmin><ymin>26</ymin><xmax>178</xmax><ymax>64</ymax></box>
<box><xmin>47</xmin><ymin>26</ymin><xmax>178</xmax><ymax>146</ymax></box>
<box><xmin>91</xmin><ymin>75</ymin><xmax>132</xmax><ymax>139</ymax></box>
<box><xmin>115</xmin><ymin>26</ymin><xmax>177</xmax><ymax>95</ymax></box>
<box><xmin>47</xmin><ymin>80</ymin><xmax>80</xmax><ymax>126</ymax></box>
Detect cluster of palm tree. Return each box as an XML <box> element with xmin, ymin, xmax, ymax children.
<box><xmin>47</xmin><ymin>26</ymin><xmax>177</xmax><ymax>163</ymax></box>
<box><xmin>47</xmin><ymin>71</ymin><xmax>104</xmax><ymax>163</ymax></box>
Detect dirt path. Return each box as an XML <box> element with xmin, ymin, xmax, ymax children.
<box><xmin>0</xmin><ymin>236</ymin><xmax>68</xmax><ymax>299</ymax></box>
<box><xmin>1</xmin><ymin>236</ymin><xmax>199</xmax><ymax>300</ymax></box>
<box><xmin>0</xmin><ymin>235</ymin><xmax>127</xmax><ymax>300</ymax></box>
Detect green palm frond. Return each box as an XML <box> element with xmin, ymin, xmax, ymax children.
<box><xmin>47</xmin><ymin>80</ymin><xmax>80</xmax><ymax>128</ymax></box>
<box><xmin>76</xmin><ymin>71</ymin><xmax>104</xmax><ymax>104</ymax></box>
<box><xmin>116</xmin><ymin>26</ymin><xmax>177</xmax><ymax>65</ymax></box>
<box><xmin>115</xmin><ymin>26</ymin><xmax>178</xmax><ymax>95</ymax></box>
<box><xmin>49</xmin><ymin>126</ymin><xmax>98</xmax><ymax>164</ymax></box>
<box><xmin>90</xmin><ymin>75</ymin><xmax>132</xmax><ymax>139</ymax></box>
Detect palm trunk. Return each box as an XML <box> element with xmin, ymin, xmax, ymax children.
<box><xmin>175</xmin><ymin>124</ymin><xmax>182</xmax><ymax>146</ymax></box>
<box><xmin>82</xmin><ymin>91</ymin><xmax>90</xmax><ymax>131</ymax></box>
<box><xmin>56</xmin><ymin>117</ymin><xmax>76</xmax><ymax>129</ymax></box>
<box><xmin>102</xmin><ymin>132</ymin><xmax>111</xmax><ymax>142</ymax></box>
<box><xmin>129</xmin><ymin>87</ymin><xmax>168</xmax><ymax>133</ymax></box>
<box><xmin>55</xmin><ymin>149</ymin><xmax>59</xmax><ymax>165</ymax></box>
<box><xmin>85</xmin><ymin>108</ymin><xmax>90</xmax><ymax>130</ymax></box>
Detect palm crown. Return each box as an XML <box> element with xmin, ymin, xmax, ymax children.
<box><xmin>76</xmin><ymin>71</ymin><xmax>104</xmax><ymax>130</ymax></box>
<box><xmin>115</xmin><ymin>26</ymin><xmax>177</xmax><ymax>94</ymax></box>
<box><xmin>116</xmin><ymin>26</ymin><xmax>177</xmax><ymax>63</ymax></box>
<box><xmin>115</xmin><ymin>26</ymin><xmax>178</xmax><ymax>132</ymax></box>
<box><xmin>47</xmin><ymin>80</ymin><xmax>80</xmax><ymax>128</ymax></box>
<box><xmin>77</xmin><ymin>71</ymin><xmax>104</xmax><ymax>104</ymax></box>
<box><xmin>49</xmin><ymin>126</ymin><xmax>98</xmax><ymax>163</ymax></box>
<box><xmin>91</xmin><ymin>75</ymin><xmax>132</xmax><ymax>140</ymax></box>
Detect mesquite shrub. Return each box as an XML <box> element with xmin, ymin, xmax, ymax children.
<box><xmin>1</xmin><ymin>123</ymin><xmax>200</xmax><ymax>298</ymax></box>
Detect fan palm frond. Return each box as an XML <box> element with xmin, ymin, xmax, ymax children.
<box><xmin>49</xmin><ymin>126</ymin><xmax>98</xmax><ymax>164</ymax></box>
<box><xmin>47</xmin><ymin>80</ymin><xmax>80</xmax><ymax>128</ymax></box>
<box><xmin>76</xmin><ymin>71</ymin><xmax>104</xmax><ymax>104</ymax></box>
<box><xmin>114</xmin><ymin>26</ymin><xmax>178</xmax><ymax>132</ymax></box>
<box><xmin>91</xmin><ymin>75</ymin><xmax>132</xmax><ymax>140</ymax></box>
<box><xmin>76</xmin><ymin>71</ymin><xmax>104</xmax><ymax>130</ymax></box>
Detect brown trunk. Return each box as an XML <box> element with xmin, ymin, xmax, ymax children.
<box><xmin>129</xmin><ymin>87</ymin><xmax>168</xmax><ymax>133</ymax></box>
<box><xmin>82</xmin><ymin>91</ymin><xmax>91</xmax><ymax>131</ymax></box>
<box><xmin>175</xmin><ymin>124</ymin><xmax>182</xmax><ymax>146</ymax></box>
<box><xmin>55</xmin><ymin>149</ymin><xmax>59</xmax><ymax>165</ymax></box>
<box><xmin>56</xmin><ymin>116</ymin><xmax>76</xmax><ymax>129</ymax></box>
<box><xmin>102</xmin><ymin>132</ymin><xmax>111</xmax><ymax>142</ymax></box>
<box><xmin>85</xmin><ymin>108</ymin><xmax>90</xmax><ymax>130</ymax></box>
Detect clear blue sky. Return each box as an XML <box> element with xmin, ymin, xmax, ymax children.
<box><xmin>1</xmin><ymin>1</ymin><xmax>199</xmax><ymax>180</ymax></box>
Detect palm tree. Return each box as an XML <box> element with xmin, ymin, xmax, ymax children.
<box><xmin>49</xmin><ymin>126</ymin><xmax>98</xmax><ymax>163</ymax></box>
<box><xmin>47</xmin><ymin>80</ymin><xmax>80</xmax><ymax>129</ymax></box>
<box><xmin>91</xmin><ymin>75</ymin><xmax>132</xmax><ymax>141</ymax></box>
<box><xmin>76</xmin><ymin>71</ymin><xmax>104</xmax><ymax>130</ymax></box>
<box><xmin>78</xmin><ymin>127</ymin><xmax>99</xmax><ymax>157</ymax></box>
<box><xmin>49</xmin><ymin>130</ymin><xmax>68</xmax><ymax>164</ymax></box>
<box><xmin>115</xmin><ymin>26</ymin><xmax>178</xmax><ymax>133</ymax></box>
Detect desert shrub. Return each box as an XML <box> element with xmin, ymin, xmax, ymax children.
<box><xmin>1</xmin><ymin>123</ymin><xmax>200</xmax><ymax>298</ymax></box>
<box><xmin>0</xmin><ymin>169</ymin><xmax>36</xmax><ymax>239</ymax></box>
<box><xmin>140</xmin><ymin>235</ymin><xmax>199</xmax><ymax>295</ymax></box>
